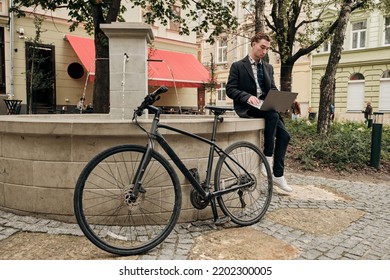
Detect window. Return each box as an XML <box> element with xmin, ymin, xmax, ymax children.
<box><xmin>350</xmin><ymin>73</ymin><xmax>364</xmax><ymax>80</ymax></box>
<box><xmin>385</xmin><ymin>17</ymin><xmax>390</xmax><ymax>45</ymax></box>
<box><xmin>169</xmin><ymin>5</ymin><xmax>181</xmax><ymax>32</ymax></box>
<box><xmin>216</xmin><ymin>38</ymin><xmax>228</xmax><ymax>63</ymax></box>
<box><xmin>322</xmin><ymin>41</ymin><xmax>330</xmax><ymax>52</ymax></box>
<box><xmin>347</xmin><ymin>73</ymin><xmax>365</xmax><ymax>111</ymax></box>
<box><xmin>379</xmin><ymin>70</ymin><xmax>390</xmax><ymax>111</ymax></box>
<box><xmin>382</xmin><ymin>70</ymin><xmax>390</xmax><ymax>78</ymax></box>
<box><xmin>351</xmin><ymin>21</ymin><xmax>367</xmax><ymax>49</ymax></box>
<box><xmin>195</xmin><ymin>9</ymin><xmax>204</xmax><ymax>25</ymax></box>
<box><xmin>217</xmin><ymin>82</ymin><xmax>226</xmax><ymax>101</ymax></box>
<box><xmin>242</xmin><ymin>1</ymin><xmax>254</xmax><ymax>14</ymax></box>
<box><xmin>219</xmin><ymin>0</ymin><xmax>228</xmax><ymax>6</ymax></box>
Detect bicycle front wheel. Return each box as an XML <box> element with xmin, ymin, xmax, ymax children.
<box><xmin>74</xmin><ymin>145</ymin><xmax>182</xmax><ymax>255</ymax></box>
<box><xmin>214</xmin><ymin>141</ymin><xmax>272</xmax><ymax>226</ymax></box>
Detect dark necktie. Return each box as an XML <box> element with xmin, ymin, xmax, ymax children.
<box><xmin>257</xmin><ymin>63</ymin><xmax>266</xmax><ymax>96</ymax></box>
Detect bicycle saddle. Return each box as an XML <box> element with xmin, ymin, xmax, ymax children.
<box><xmin>205</xmin><ymin>105</ymin><xmax>234</xmax><ymax>116</ymax></box>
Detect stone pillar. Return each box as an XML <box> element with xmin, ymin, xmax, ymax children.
<box><xmin>100</xmin><ymin>22</ymin><xmax>154</xmax><ymax>119</ymax></box>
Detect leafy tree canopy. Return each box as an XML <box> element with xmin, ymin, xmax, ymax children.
<box><xmin>11</xmin><ymin>0</ymin><xmax>239</xmax><ymax>44</ymax></box>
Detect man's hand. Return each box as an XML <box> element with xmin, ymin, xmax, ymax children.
<box><xmin>247</xmin><ymin>96</ymin><xmax>261</xmax><ymax>106</ymax></box>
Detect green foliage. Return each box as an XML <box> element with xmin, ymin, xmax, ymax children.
<box><xmin>132</xmin><ymin>0</ymin><xmax>238</xmax><ymax>44</ymax></box>
<box><xmin>379</xmin><ymin>0</ymin><xmax>390</xmax><ymax>15</ymax></box>
<box><xmin>11</xmin><ymin>0</ymin><xmax>238</xmax><ymax>43</ymax></box>
<box><xmin>382</xmin><ymin>125</ymin><xmax>390</xmax><ymax>162</ymax></box>
<box><xmin>285</xmin><ymin>119</ymin><xmax>390</xmax><ymax>171</ymax></box>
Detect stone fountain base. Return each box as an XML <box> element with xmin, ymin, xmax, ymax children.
<box><xmin>0</xmin><ymin>114</ymin><xmax>263</xmax><ymax>223</ymax></box>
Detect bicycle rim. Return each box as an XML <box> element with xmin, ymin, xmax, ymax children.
<box><xmin>215</xmin><ymin>141</ymin><xmax>272</xmax><ymax>226</ymax></box>
<box><xmin>74</xmin><ymin>145</ymin><xmax>182</xmax><ymax>255</ymax></box>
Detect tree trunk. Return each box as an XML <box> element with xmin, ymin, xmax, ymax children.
<box><xmin>317</xmin><ymin>0</ymin><xmax>354</xmax><ymax>134</ymax></box>
<box><xmin>93</xmin><ymin>32</ymin><xmax>110</xmax><ymax>113</ymax></box>
<box><xmin>254</xmin><ymin>0</ymin><xmax>269</xmax><ymax>63</ymax></box>
<box><xmin>91</xmin><ymin>2</ymin><xmax>109</xmax><ymax>113</ymax></box>
<box><xmin>254</xmin><ymin>0</ymin><xmax>265</xmax><ymax>33</ymax></box>
<box><xmin>91</xmin><ymin>0</ymin><xmax>121</xmax><ymax>113</ymax></box>
<box><xmin>279</xmin><ymin>63</ymin><xmax>293</xmax><ymax>92</ymax></box>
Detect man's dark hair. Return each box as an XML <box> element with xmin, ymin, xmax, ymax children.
<box><xmin>251</xmin><ymin>32</ymin><xmax>271</xmax><ymax>46</ymax></box>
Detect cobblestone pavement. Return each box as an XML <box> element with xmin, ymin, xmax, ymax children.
<box><xmin>1</xmin><ymin>174</ymin><xmax>390</xmax><ymax>260</ymax></box>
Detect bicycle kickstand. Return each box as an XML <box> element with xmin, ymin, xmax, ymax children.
<box><xmin>209</xmin><ymin>196</ymin><xmax>231</xmax><ymax>226</ymax></box>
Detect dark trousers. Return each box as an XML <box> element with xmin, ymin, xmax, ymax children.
<box><xmin>248</xmin><ymin>109</ymin><xmax>291</xmax><ymax>177</ymax></box>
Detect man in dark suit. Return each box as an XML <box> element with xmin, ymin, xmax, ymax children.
<box><xmin>226</xmin><ymin>32</ymin><xmax>292</xmax><ymax>192</ymax></box>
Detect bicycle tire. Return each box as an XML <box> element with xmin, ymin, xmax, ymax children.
<box><xmin>74</xmin><ymin>144</ymin><xmax>182</xmax><ymax>255</ymax></box>
<box><xmin>214</xmin><ymin>141</ymin><xmax>272</xmax><ymax>226</ymax></box>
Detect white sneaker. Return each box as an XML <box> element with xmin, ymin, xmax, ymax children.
<box><xmin>261</xmin><ymin>156</ymin><xmax>273</xmax><ymax>177</ymax></box>
<box><xmin>273</xmin><ymin>175</ymin><xmax>293</xmax><ymax>192</ymax></box>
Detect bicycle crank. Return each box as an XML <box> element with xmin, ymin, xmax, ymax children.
<box><xmin>190</xmin><ymin>188</ymin><xmax>209</xmax><ymax>209</ymax></box>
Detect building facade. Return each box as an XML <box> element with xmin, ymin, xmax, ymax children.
<box><xmin>198</xmin><ymin>0</ymin><xmax>312</xmax><ymax>117</ymax></box>
<box><xmin>311</xmin><ymin>8</ymin><xmax>390</xmax><ymax>123</ymax></box>
<box><xmin>3</xmin><ymin>1</ymin><xmax>387</xmax><ymax>122</ymax></box>
<box><xmin>0</xmin><ymin>2</ymin><xmax>207</xmax><ymax>115</ymax></box>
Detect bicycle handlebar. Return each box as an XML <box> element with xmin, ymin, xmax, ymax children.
<box><xmin>134</xmin><ymin>86</ymin><xmax>168</xmax><ymax>116</ymax></box>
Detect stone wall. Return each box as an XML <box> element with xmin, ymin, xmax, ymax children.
<box><xmin>0</xmin><ymin>114</ymin><xmax>264</xmax><ymax>223</ymax></box>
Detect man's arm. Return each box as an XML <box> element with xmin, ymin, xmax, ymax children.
<box><xmin>226</xmin><ymin>62</ymin><xmax>252</xmax><ymax>104</ymax></box>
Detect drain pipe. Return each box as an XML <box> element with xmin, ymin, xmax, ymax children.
<box><xmin>9</xmin><ymin>0</ymin><xmax>14</xmax><ymax>98</ymax></box>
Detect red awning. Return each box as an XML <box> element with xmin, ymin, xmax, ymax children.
<box><xmin>65</xmin><ymin>35</ymin><xmax>210</xmax><ymax>88</ymax></box>
<box><xmin>148</xmin><ymin>49</ymin><xmax>210</xmax><ymax>88</ymax></box>
<box><xmin>65</xmin><ymin>35</ymin><xmax>96</xmax><ymax>75</ymax></box>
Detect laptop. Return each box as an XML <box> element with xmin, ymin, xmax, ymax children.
<box><xmin>248</xmin><ymin>90</ymin><xmax>298</xmax><ymax>112</ymax></box>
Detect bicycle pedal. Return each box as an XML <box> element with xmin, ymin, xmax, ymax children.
<box><xmin>214</xmin><ymin>216</ymin><xmax>231</xmax><ymax>226</ymax></box>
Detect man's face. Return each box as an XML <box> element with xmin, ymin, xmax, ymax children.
<box><xmin>251</xmin><ymin>39</ymin><xmax>270</xmax><ymax>61</ymax></box>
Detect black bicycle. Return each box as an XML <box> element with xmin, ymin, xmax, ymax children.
<box><xmin>74</xmin><ymin>86</ymin><xmax>273</xmax><ymax>256</ymax></box>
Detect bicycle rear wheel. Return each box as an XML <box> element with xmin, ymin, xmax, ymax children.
<box><xmin>74</xmin><ymin>145</ymin><xmax>182</xmax><ymax>255</ymax></box>
<box><xmin>214</xmin><ymin>141</ymin><xmax>272</xmax><ymax>226</ymax></box>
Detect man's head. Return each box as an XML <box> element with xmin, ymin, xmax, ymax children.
<box><xmin>250</xmin><ymin>32</ymin><xmax>271</xmax><ymax>62</ymax></box>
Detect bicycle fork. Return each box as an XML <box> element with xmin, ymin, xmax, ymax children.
<box><xmin>130</xmin><ymin>139</ymin><xmax>155</xmax><ymax>201</ymax></box>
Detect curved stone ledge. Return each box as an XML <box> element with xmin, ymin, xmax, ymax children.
<box><xmin>0</xmin><ymin>114</ymin><xmax>264</xmax><ymax>223</ymax></box>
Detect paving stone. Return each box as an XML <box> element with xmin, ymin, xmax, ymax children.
<box><xmin>1</xmin><ymin>227</ymin><xmax>19</xmax><ymax>236</ymax></box>
<box><xmin>0</xmin><ymin>173</ymin><xmax>389</xmax><ymax>260</ymax></box>
<box><xmin>302</xmin><ymin>249</ymin><xmax>323</xmax><ymax>259</ymax></box>
<box><xmin>0</xmin><ymin>234</ymin><xmax>9</xmax><ymax>241</ymax></box>
<box><xmin>15</xmin><ymin>216</ymin><xmax>39</xmax><ymax>224</ymax></box>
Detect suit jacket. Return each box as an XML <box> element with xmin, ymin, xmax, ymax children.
<box><xmin>226</xmin><ymin>55</ymin><xmax>277</xmax><ymax>117</ymax></box>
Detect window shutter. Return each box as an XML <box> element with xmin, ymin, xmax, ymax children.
<box><xmin>379</xmin><ymin>79</ymin><xmax>390</xmax><ymax>111</ymax></box>
<box><xmin>347</xmin><ymin>81</ymin><xmax>365</xmax><ymax>111</ymax></box>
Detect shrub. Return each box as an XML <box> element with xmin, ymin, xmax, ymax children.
<box><xmin>285</xmin><ymin>119</ymin><xmax>390</xmax><ymax>171</ymax></box>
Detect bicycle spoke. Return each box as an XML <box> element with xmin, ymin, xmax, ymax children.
<box><xmin>215</xmin><ymin>142</ymin><xmax>272</xmax><ymax>226</ymax></box>
<box><xmin>74</xmin><ymin>145</ymin><xmax>181</xmax><ymax>255</ymax></box>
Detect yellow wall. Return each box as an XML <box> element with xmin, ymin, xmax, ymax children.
<box><xmin>9</xmin><ymin>15</ymin><xmax>93</xmax><ymax>109</ymax></box>
<box><xmin>311</xmin><ymin>47</ymin><xmax>390</xmax><ymax>122</ymax></box>
<box><xmin>7</xmin><ymin>15</ymin><xmax>202</xmax><ymax>112</ymax></box>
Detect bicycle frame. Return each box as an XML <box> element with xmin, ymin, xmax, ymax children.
<box><xmin>133</xmin><ymin>105</ymin><xmax>255</xmax><ymax>221</ymax></box>
<box><xmin>74</xmin><ymin>86</ymin><xmax>272</xmax><ymax>256</ymax></box>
